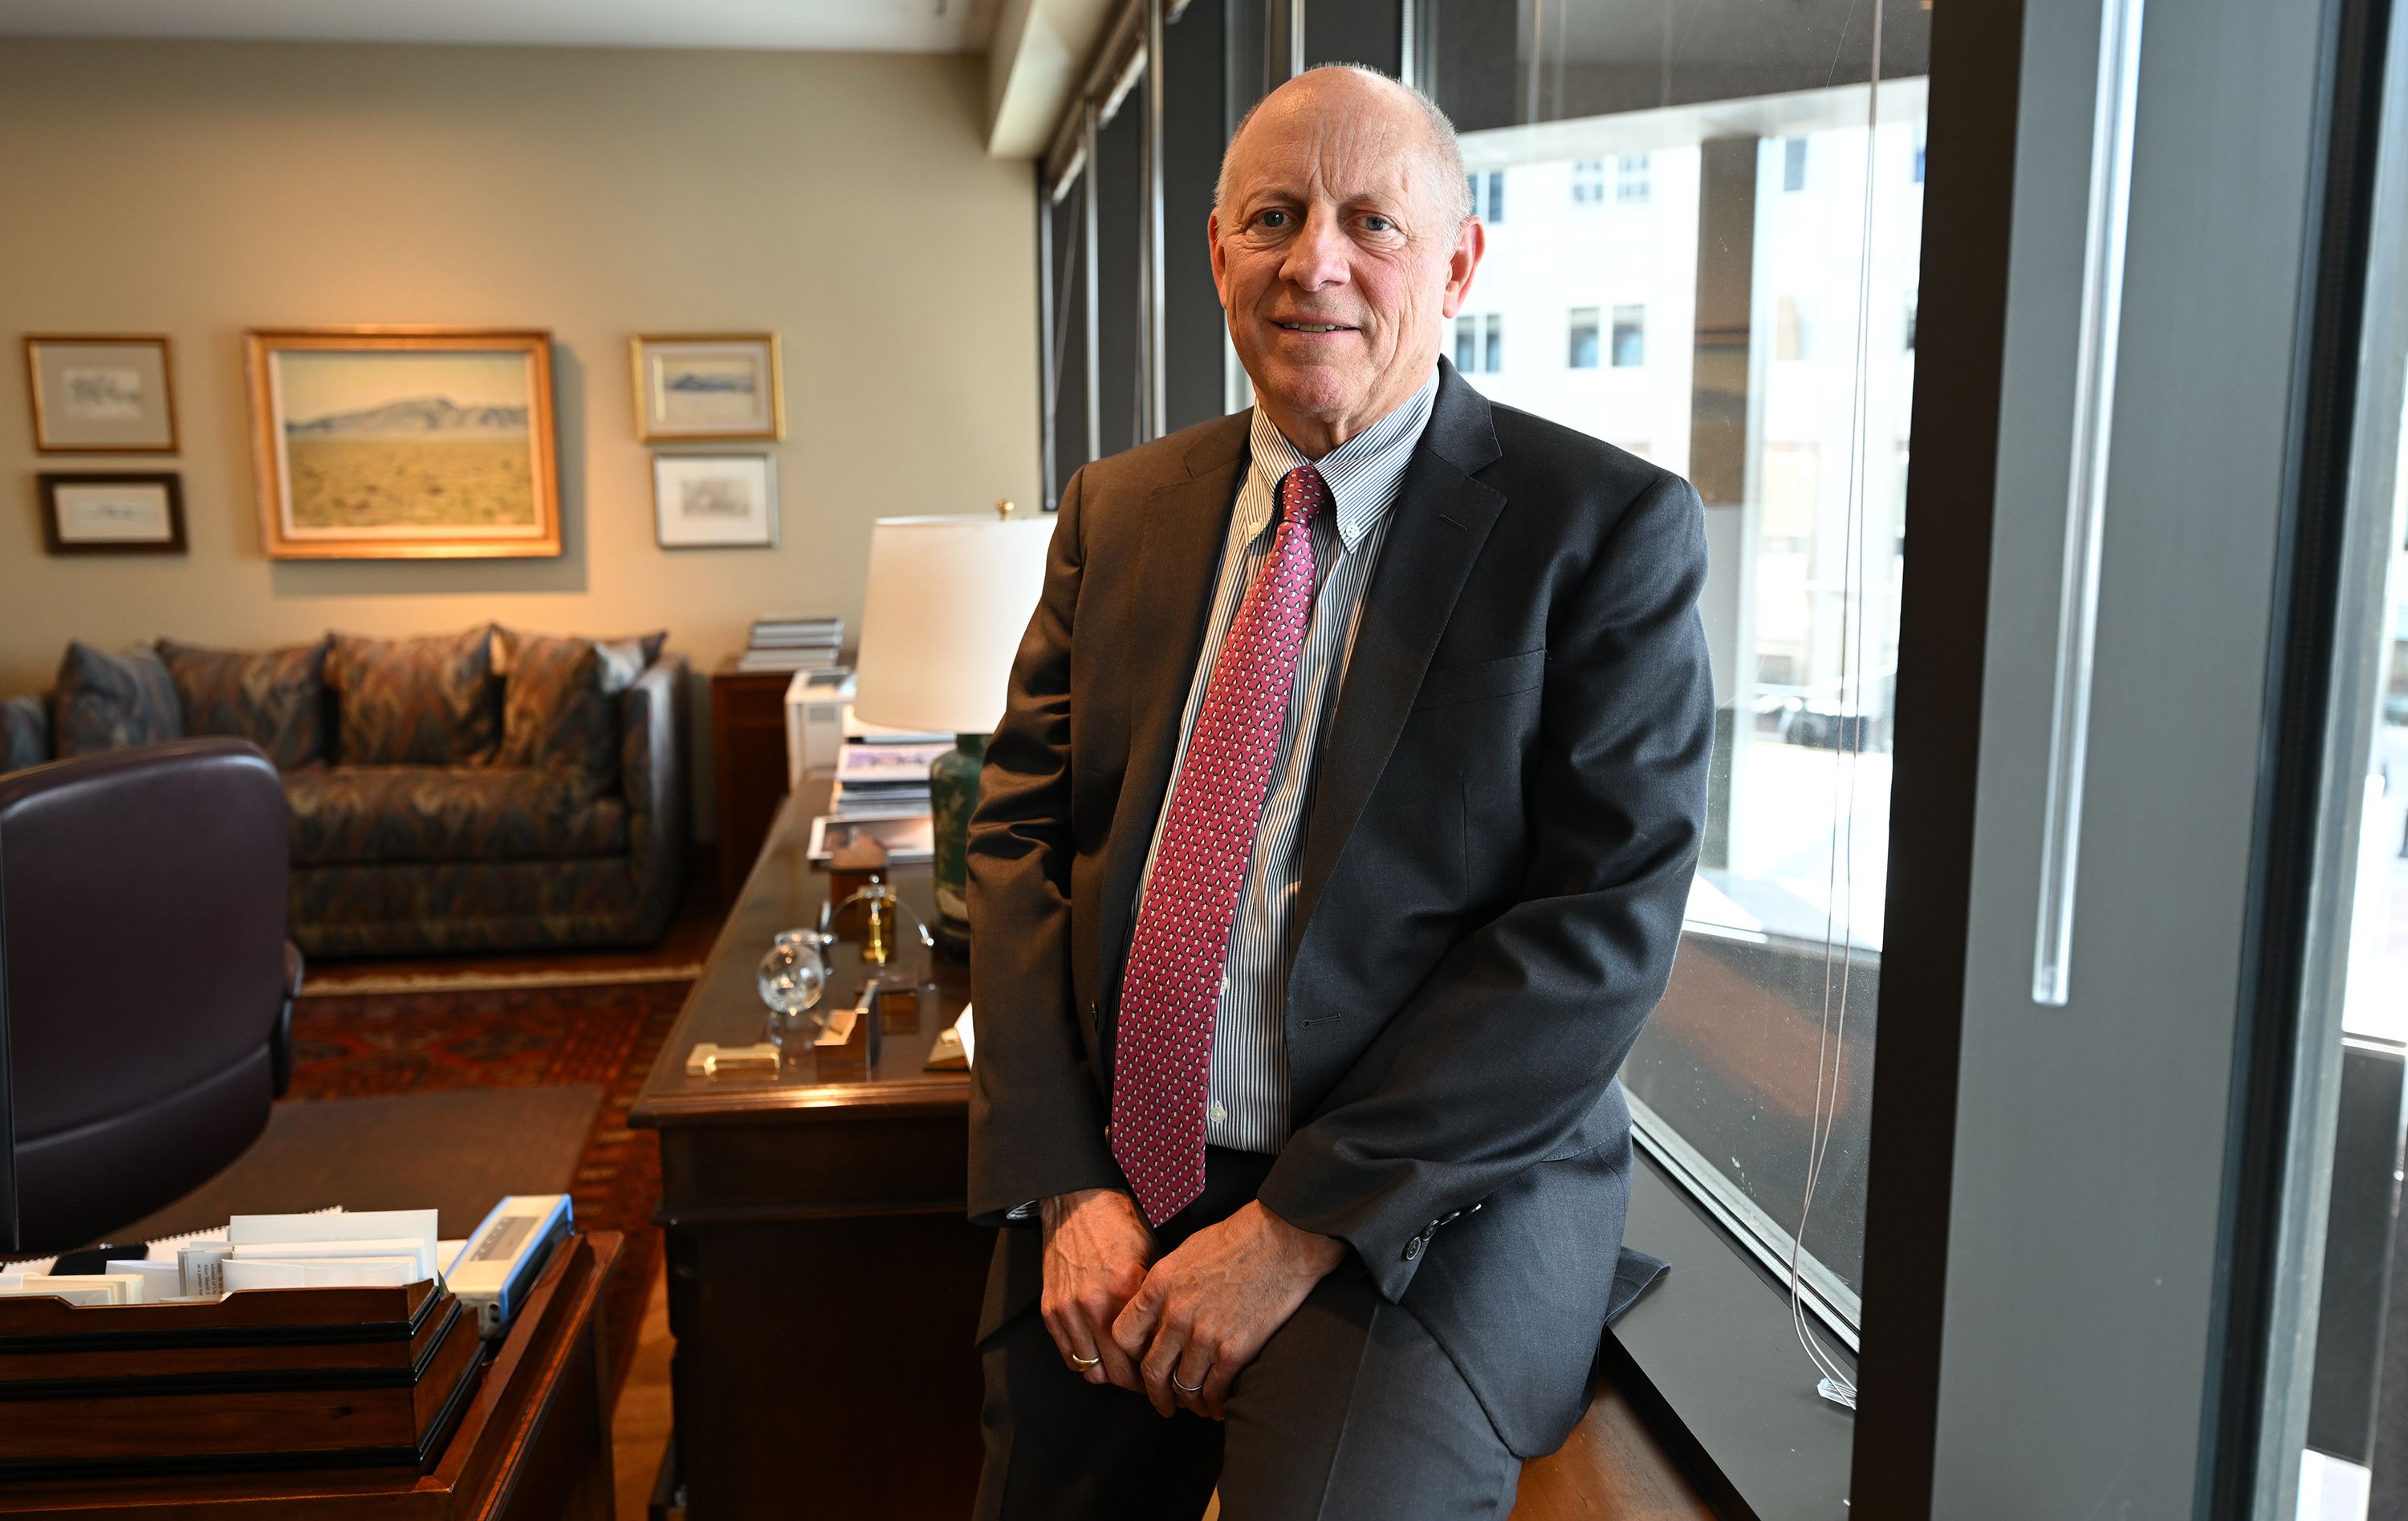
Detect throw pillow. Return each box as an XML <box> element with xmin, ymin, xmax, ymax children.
<box><xmin>1</xmin><ymin>694</ymin><xmax>51</xmax><ymax>773</ymax></box>
<box><xmin>53</xmin><ymin>641</ymin><xmax>182</xmax><ymax>757</ymax></box>
<box><xmin>157</xmin><ymin>636</ymin><xmax>331</xmax><ymax>771</ymax></box>
<box><xmin>327</xmin><ymin>625</ymin><xmax>502</xmax><ymax>766</ymax></box>
<box><xmin>494</xmin><ymin>627</ymin><xmax>668</xmax><ymax>795</ymax></box>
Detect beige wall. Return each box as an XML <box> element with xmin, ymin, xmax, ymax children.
<box><xmin>0</xmin><ymin>39</ymin><xmax>1042</xmax><ymax>831</ymax></box>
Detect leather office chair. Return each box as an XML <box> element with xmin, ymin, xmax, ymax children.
<box><xmin>0</xmin><ymin>738</ymin><xmax>301</xmax><ymax>1255</ymax></box>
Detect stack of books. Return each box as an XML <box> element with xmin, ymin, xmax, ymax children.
<box><xmin>832</xmin><ymin>738</ymin><xmax>953</xmax><ymax>819</ymax></box>
<box><xmin>738</xmin><ymin>614</ymin><xmax>844</xmax><ymax>673</ymax></box>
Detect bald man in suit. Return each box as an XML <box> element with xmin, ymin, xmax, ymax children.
<box><xmin>966</xmin><ymin>63</ymin><xmax>1714</xmax><ymax>1519</ymax></box>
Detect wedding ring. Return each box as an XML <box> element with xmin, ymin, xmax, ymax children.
<box><xmin>1068</xmin><ymin>1352</ymin><xmax>1102</xmax><ymax>1369</ymax></box>
<box><xmin>1172</xmin><ymin>1371</ymin><xmax>1206</xmax><ymax>1393</ymax></box>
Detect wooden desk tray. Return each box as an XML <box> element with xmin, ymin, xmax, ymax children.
<box><xmin>0</xmin><ymin>1282</ymin><xmax>483</xmax><ymax>1482</ymax></box>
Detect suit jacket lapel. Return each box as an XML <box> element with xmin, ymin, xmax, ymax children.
<box><xmin>1093</xmin><ymin>415</ymin><xmax>1251</xmax><ymax>1008</ymax></box>
<box><xmin>1291</xmin><ymin>364</ymin><xmax>1505</xmax><ymax>949</ymax></box>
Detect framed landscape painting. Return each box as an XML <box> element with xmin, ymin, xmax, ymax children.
<box><xmin>25</xmin><ymin>335</ymin><xmax>178</xmax><ymax>453</ymax></box>
<box><xmin>631</xmin><ymin>333</ymin><xmax>783</xmax><ymax>442</ymax></box>
<box><xmin>245</xmin><ymin>327</ymin><xmax>561</xmax><ymax>559</ymax></box>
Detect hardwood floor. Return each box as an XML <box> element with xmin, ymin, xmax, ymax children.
<box><xmin>612</xmin><ymin>1261</ymin><xmax>676</xmax><ymax>1520</ymax></box>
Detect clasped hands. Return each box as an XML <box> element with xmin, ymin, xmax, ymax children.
<box><xmin>1038</xmin><ymin>1186</ymin><xmax>1344</xmax><ymax>1420</ymax></box>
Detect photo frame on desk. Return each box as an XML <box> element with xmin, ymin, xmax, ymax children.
<box><xmin>807</xmin><ymin>812</ymin><xmax>934</xmax><ymax>866</ymax></box>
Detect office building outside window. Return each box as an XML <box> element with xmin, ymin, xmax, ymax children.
<box><xmin>1568</xmin><ymin>307</ymin><xmax>1601</xmax><ymax>368</ymax></box>
<box><xmin>1618</xmin><ymin>153</ymin><xmax>1652</xmax><ymax>205</ymax></box>
<box><xmin>1611</xmin><ymin>304</ymin><xmax>1645</xmax><ymax>367</ymax></box>
<box><xmin>1572</xmin><ymin>158</ymin><xmax>1606</xmax><ymax>204</ymax></box>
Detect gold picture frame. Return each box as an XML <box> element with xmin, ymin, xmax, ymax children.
<box><xmin>25</xmin><ymin>334</ymin><xmax>179</xmax><ymax>453</ymax></box>
<box><xmin>631</xmin><ymin>332</ymin><xmax>785</xmax><ymax>443</ymax></box>
<box><xmin>245</xmin><ymin>327</ymin><xmax>562</xmax><ymax>560</ymax></box>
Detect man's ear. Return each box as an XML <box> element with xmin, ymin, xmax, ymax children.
<box><xmin>1207</xmin><ymin>209</ymin><xmax>1228</xmax><ymax>307</ymax></box>
<box><xmin>1440</xmin><ymin>218</ymin><xmax>1486</xmax><ymax>319</ymax></box>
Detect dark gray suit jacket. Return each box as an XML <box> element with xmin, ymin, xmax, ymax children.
<box><xmin>965</xmin><ymin>359</ymin><xmax>1714</xmax><ymax>1457</ymax></box>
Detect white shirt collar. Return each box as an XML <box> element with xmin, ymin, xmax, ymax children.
<box><xmin>1242</xmin><ymin>368</ymin><xmax>1442</xmax><ymax>552</ymax></box>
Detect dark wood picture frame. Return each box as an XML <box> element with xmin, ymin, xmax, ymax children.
<box><xmin>37</xmin><ymin>471</ymin><xmax>186</xmax><ymax>555</ymax></box>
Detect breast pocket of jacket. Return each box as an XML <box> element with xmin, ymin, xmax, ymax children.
<box><xmin>1409</xmin><ymin>648</ymin><xmax>1548</xmax><ymax>714</ymax></box>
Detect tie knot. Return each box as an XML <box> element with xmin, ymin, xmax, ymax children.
<box><xmin>1278</xmin><ymin>464</ymin><xmax>1331</xmax><ymax>528</ymax></box>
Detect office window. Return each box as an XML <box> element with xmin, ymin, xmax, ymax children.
<box><xmin>1416</xmin><ymin>0</ymin><xmax>1933</xmax><ymax>1390</ymax></box>
<box><xmin>1454</xmin><ymin>312</ymin><xmax>1479</xmax><ymax>372</ymax></box>
<box><xmin>1568</xmin><ymin>307</ymin><xmax>1601</xmax><ymax>368</ymax></box>
<box><xmin>1611</xmin><ymin>304</ymin><xmax>1645</xmax><ymax>367</ymax></box>
<box><xmin>1572</xmin><ymin>158</ymin><xmax>1606</xmax><ymax>204</ymax></box>
<box><xmin>1776</xmin><ymin>295</ymin><xmax>1809</xmax><ymax>361</ymax></box>
<box><xmin>1481</xmin><ymin>169</ymin><xmax>1505</xmax><ymax>221</ymax></box>
<box><xmin>1483</xmin><ymin>311</ymin><xmax>1503</xmax><ymax>372</ymax></box>
<box><xmin>1618</xmin><ymin>153</ymin><xmax>1652</xmax><ymax>204</ymax></box>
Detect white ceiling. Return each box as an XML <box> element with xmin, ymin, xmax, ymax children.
<box><xmin>0</xmin><ymin>0</ymin><xmax>994</xmax><ymax>53</ymax></box>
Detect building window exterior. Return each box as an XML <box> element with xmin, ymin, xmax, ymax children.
<box><xmin>1568</xmin><ymin>307</ymin><xmax>1601</xmax><ymax>368</ymax></box>
<box><xmin>1572</xmin><ymin>159</ymin><xmax>1606</xmax><ymax>204</ymax></box>
<box><xmin>1456</xmin><ymin>312</ymin><xmax>1503</xmax><ymax>373</ymax></box>
<box><xmin>1612</xmin><ymin>304</ymin><xmax>1646</xmax><ymax>367</ymax></box>
<box><xmin>1784</xmin><ymin>135</ymin><xmax>1808</xmax><ymax>191</ymax></box>
<box><xmin>1466</xmin><ymin>169</ymin><xmax>1506</xmax><ymax>222</ymax></box>
<box><xmin>1618</xmin><ymin>153</ymin><xmax>1653</xmax><ymax>205</ymax></box>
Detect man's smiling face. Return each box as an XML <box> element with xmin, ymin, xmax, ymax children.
<box><xmin>1209</xmin><ymin>69</ymin><xmax>1483</xmax><ymax>456</ymax></box>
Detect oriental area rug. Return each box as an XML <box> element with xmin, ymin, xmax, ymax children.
<box><xmin>285</xmin><ymin>976</ymin><xmax>688</xmax><ymax>1397</ymax></box>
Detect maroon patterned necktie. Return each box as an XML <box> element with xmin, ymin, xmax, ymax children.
<box><xmin>1110</xmin><ymin>463</ymin><xmax>1331</xmax><ymax>1225</ymax></box>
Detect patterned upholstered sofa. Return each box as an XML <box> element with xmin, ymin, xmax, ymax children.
<box><xmin>0</xmin><ymin>625</ymin><xmax>687</xmax><ymax>958</ymax></box>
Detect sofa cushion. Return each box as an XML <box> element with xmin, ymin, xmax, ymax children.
<box><xmin>54</xmin><ymin>641</ymin><xmax>182</xmax><ymax>757</ymax></box>
<box><xmin>285</xmin><ymin>767</ymin><xmax>628</xmax><ymax>866</ymax></box>
<box><xmin>494</xmin><ymin>628</ymin><xmax>666</xmax><ymax>797</ymax></box>
<box><xmin>328</xmin><ymin>626</ymin><xmax>500</xmax><ymax>766</ymax></box>
<box><xmin>2</xmin><ymin>695</ymin><xmax>51</xmax><ymax>773</ymax></box>
<box><xmin>158</xmin><ymin>637</ymin><xmax>330</xmax><ymax>771</ymax></box>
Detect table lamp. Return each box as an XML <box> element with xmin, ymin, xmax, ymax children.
<box><xmin>852</xmin><ymin>503</ymin><xmax>1056</xmax><ymax>958</ymax></box>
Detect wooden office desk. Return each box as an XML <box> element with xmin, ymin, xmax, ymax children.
<box><xmin>630</xmin><ymin>791</ymin><xmax>987</xmax><ymax>1519</ymax></box>
<box><xmin>0</xmin><ymin>1232</ymin><xmax>621</xmax><ymax>1520</ymax></box>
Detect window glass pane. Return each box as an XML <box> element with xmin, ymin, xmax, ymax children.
<box><xmin>1612</xmin><ymin>304</ymin><xmax>1645</xmax><ymax>367</ymax></box>
<box><xmin>1422</xmin><ymin>0</ymin><xmax>1934</xmax><ymax>1354</ymax></box>
<box><xmin>1093</xmin><ymin>82</ymin><xmax>1145</xmax><ymax>458</ymax></box>
<box><xmin>1044</xmin><ymin>172</ymin><xmax>1091</xmax><ymax>502</ymax></box>
<box><xmin>1568</xmin><ymin>307</ymin><xmax>1601</xmax><ymax>368</ymax></box>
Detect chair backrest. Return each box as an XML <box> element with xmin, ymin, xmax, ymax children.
<box><xmin>0</xmin><ymin>738</ymin><xmax>290</xmax><ymax>1253</ymax></box>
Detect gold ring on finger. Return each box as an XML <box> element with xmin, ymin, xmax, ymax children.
<box><xmin>1068</xmin><ymin>1352</ymin><xmax>1101</xmax><ymax>1368</ymax></box>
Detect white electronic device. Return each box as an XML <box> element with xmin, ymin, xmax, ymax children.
<box><xmin>449</xmin><ymin>1195</ymin><xmax>574</xmax><ymax>1340</ymax></box>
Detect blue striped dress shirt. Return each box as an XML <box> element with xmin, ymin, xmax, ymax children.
<box><xmin>1130</xmin><ymin>368</ymin><xmax>1442</xmax><ymax>1156</ymax></box>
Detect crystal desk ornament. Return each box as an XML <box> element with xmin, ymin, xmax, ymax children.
<box><xmin>756</xmin><ymin>930</ymin><xmax>829</xmax><ymax>1051</ymax></box>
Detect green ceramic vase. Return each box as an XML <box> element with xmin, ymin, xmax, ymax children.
<box><xmin>929</xmin><ymin>732</ymin><xmax>986</xmax><ymax>959</ymax></box>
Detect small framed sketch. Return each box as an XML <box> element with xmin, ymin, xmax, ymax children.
<box><xmin>24</xmin><ymin>335</ymin><xmax>178</xmax><ymax>453</ymax></box>
<box><xmin>245</xmin><ymin>327</ymin><xmax>561</xmax><ymax>559</ymax></box>
<box><xmin>632</xmin><ymin>333</ymin><xmax>783</xmax><ymax>442</ymax></box>
<box><xmin>653</xmin><ymin>453</ymin><xmax>778</xmax><ymax>548</ymax></box>
<box><xmin>38</xmin><ymin>472</ymin><xmax>186</xmax><ymax>555</ymax></box>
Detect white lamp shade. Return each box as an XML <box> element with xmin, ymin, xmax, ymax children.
<box><xmin>852</xmin><ymin>514</ymin><xmax>1057</xmax><ymax>736</ymax></box>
